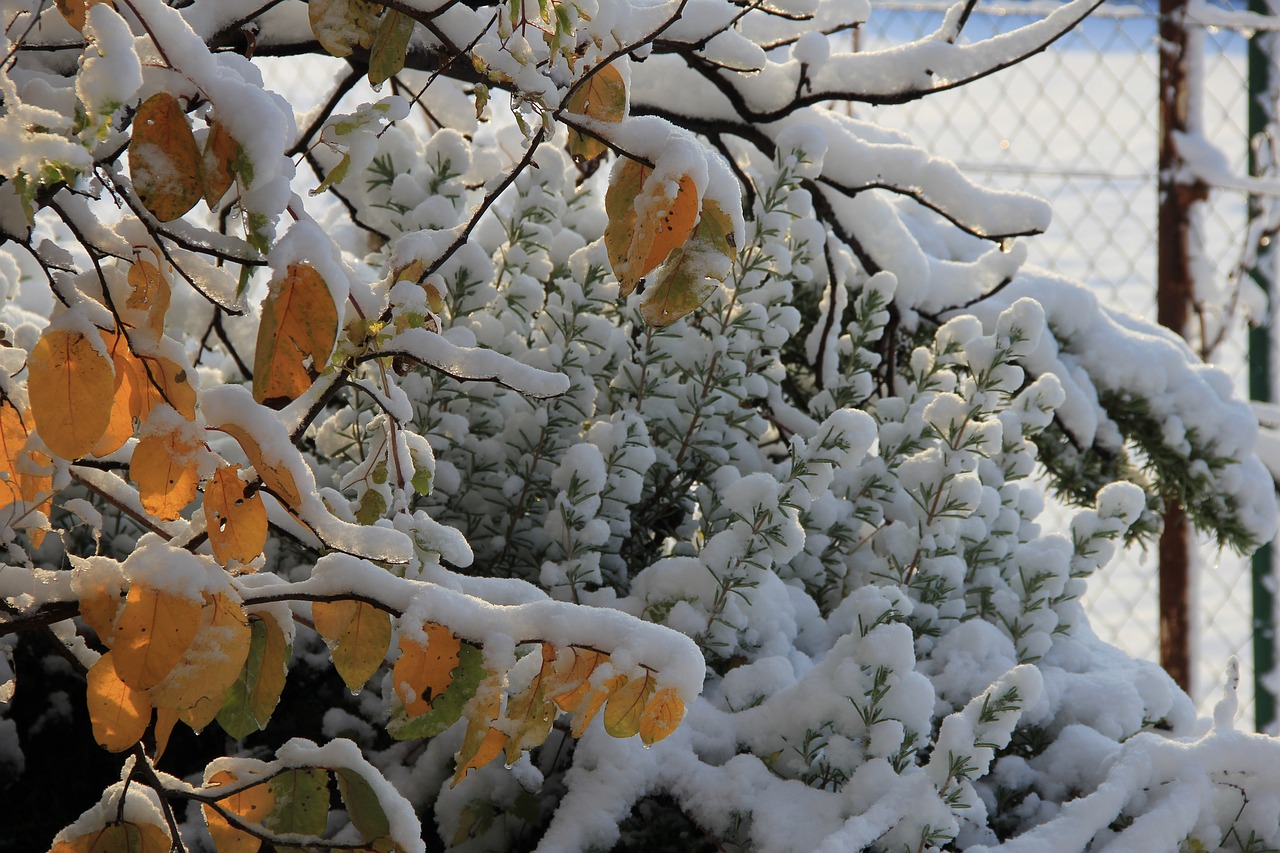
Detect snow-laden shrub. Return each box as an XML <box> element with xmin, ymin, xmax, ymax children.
<box><xmin>0</xmin><ymin>0</ymin><xmax>1277</xmax><ymax>852</ymax></box>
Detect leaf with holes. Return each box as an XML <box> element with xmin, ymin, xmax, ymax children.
<box><xmin>86</xmin><ymin>651</ymin><xmax>152</xmax><ymax>752</ymax></box>
<box><xmin>637</xmin><ymin>198</ymin><xmax>735</xmax><ymax>327</ymax></box>
<box><xmin>205</xmin><ymin>465</ymin><xmax>268</xmax><ymax>566</ymax></box>
<box><xmin>130</xmin><ymin>92</ymin><xmax>203</xmax><ymax>222</ymax></box>
<box><xmin>564</xmin><ymin>63</ymin><xmax>626</xmax><ymax>161</ymax></box>
<box><xmin>253</xmin><ymin>262</ymin><xmax>339</xmax><ymax>408</ymax></box>
<box><xmin>389</xmin><ymin>639</ymin><xmax>484</xmax><ymax>740</ymax></box>
<box><xmin>217</xmin><ymin>423</ymin><xmax>303</xmax><ymax>509</ymax></box>
<box><xmin>625</xmin><ymin>172</ymin><xmax>700</xmax><ymax>293</ymax></box>
<box><xmin>369</xmin><ymin>9</ymin><xmax>415</xmax><ymax>87</ymax></box>
<box><xmin>265</xmin><ymin>767</ymin><xmax>329</xmax><ymax>853</ymax></box>
<box><xmin>133</xmin><ymin>354</ymin><xmax>197</xmax><ymax>423</ymax></box>
<box><xmin>312</xmin><ymin>599</ymin><xmax>391</xmax><ymax>691</ymax></box>
<box><xmin>218</xmin><ymin>611</ymin><xmax>290</xmax><ymax>738</ymax></box>
<box><xmin>203</xmin><ymin>769</ymin><xmax>276</xmax><ymax>853</ymax></box>
<box><xmin>112</xmin><ymin>583</ymin><xmax>202</xmax><ymax>691</ymax></box>
<box><xmin>28</xmin><ymin>327</ymin><xmax>114</xmax><ymax>460</ymax></box>
<box><xmin>394</xmin><ymin>622</ymin><xmax>462</xmax><ymax>717</ymax></box>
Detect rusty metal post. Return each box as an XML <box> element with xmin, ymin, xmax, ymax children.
<box><xmin>1157</xmin><ymin>0</ymin><xmax>1207</xmax><ymax>694</ymax></box>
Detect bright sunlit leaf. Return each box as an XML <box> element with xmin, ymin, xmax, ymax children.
<box><xmin>564</xmin><ymin>63</ymin><xmax>626</xmax><ymax>161</ymax></box>
<box><xmin>368</xmin><ymin>9</ymin><xmax>415</xmax><ymax>87</ymax></box>
<box><xmin>86</xmin><ymin>651</ymin><xmax>152</xmax><ymax>752</ymax></box>
<box><xmin>148</xmin><ymin>592</ymin><xmax>252</xmax><ymax>732</ymax></box>
<box><xmin>29</xmin><ymin>327</ymin><xmax>114</xmax><ymax>460</ymax></box>
<box><xmin>217</xmin><ymin>423</ymin><xmax>303</xmax><ymax>509</ymax></box>
<box><xmin>311</xmin><ymin>599</ymin><xmax>391</xmax><ymax>692</ymax></box>
<box><xmin>638</xmin><ymin>687</ymin><xmax>685</xmax><ymax>745</ymax></box>
<box><xmin>203</xmin><ymin>770</ymin><xmax>276</xmax><ymax>853</ymax></box>
<box><xmin>53</xmin><ymin>0</ymin><xmax>113</xmax><ymax>32</ymax></box>
<box><xmin>638</xmin><ymin>198</ymin><xmax>736</xmax><ymax>327</ymax></box>
<box><xmin>309</xmin><ymin>0</ymin><xmax>381</xmax><ymax>58</ymax></box>
<box><xmin>112</xmin><ymin>584</ymin><xmax>202</xmax><ymax>691</ymax></box>
<box><xmin>0</xmin><ymin>400</ymin><xmax>30</xmax><ymax>507</ymax></box>
<box><xmin>130</xmin><ymin>92</ymin><xmax>203</xmax><ymax>222</ymax></box>
<box><xmin>131</xmin><ymin>426</ymin><xmax>201</xmax><ymax>521</ymax></box>
<box><xmin>125</xmin><ymin>257</ymin><xmax>170</xmax><ymax>342</ymax></box>
<box><xmin>202</xmin><ymin>119</ymin><xmax>238</xmax><ymax>209</ymax></box>
<box><xmin>253</xmin><ymin>262</ymin><xmax>339</xmax><ymax>409</ymax></box>
<box><xmin>603</xmin><ymin>670</ymin><xmax>655</xmax><ymax>739</ymax></box>
<box><xmin>205</xmin><ymin>465</ymin><xmax>268</xmax><ymax>566</ymax></box>
<box><xmin>394</xmin><ymin>622</ymin><xmax>462</xmax><ymax>717</ymax></box>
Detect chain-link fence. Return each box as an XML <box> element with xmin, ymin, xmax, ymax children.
<box><xmin>859</xmin><ymin>0</ymin><xmax>1268</xmax><ymax>722</ymax></box>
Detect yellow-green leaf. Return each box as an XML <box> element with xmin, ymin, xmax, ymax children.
<box><xmin>451</xmin><ymin>677</ymin><xmax>507</xmax><ymax>786</ymax></box>
<box><xmin>312</xmin><ymin>599</ymin><xmax>391</xmax><ymax>692</ymax></box>
<box><xmin>265</xmin><ymin>767</ymin><xmax>329</xmax><ymax>853</ymax></box>
<box><xmin>218</xmin><ymin>611</ymin><xmax>290</xmax><ymax>738</ymax></box>
<box><xmin>28</xmin><ymin>327</ymin><xmax>114</xmax><ymax>460</ymax></box>
<box><xmin>564</xmin><ymin>63</ymin><xmax>626</xmax><ymax>161</ymax></box>
<box><xmin>638</xmin><ymin>687</ymin><xmax>685</xmax><ymax>745</ymax></box>
<box><xmin>502</xmin><ymin>650</ymin><xmax>556</xmax><ymax>763</ymax></box>
<box><xmin>86</xmin><ymin>651</ymin><xmax>152</xmax><ymax>752</ymax></box>
<box><xmin>335</xmin><ymin>768</ymin><xmax>395</xmax><ymax>848</ymax></box>
<box><xmin>309</xmin><ymin>0</ymin><xmax>381</xmax><ymax>58</ymax></box>
<box><xmin>388</xmin><ymin>640</ymin><xmax>484</xmax><ymax>740</ymax></box>
<box><xmin>129</xmin><ymin>92</ymin><xmax>203</xmax><ymax>222</ymax></box>
<box><xmin>603</xmin><ymin>158</ymin><xmax>650</xmax><ymax>297</ymax></box>
<box><xmin>570</xmin><ymin>672</ymin><xmax>625</xmax><ymax>738</ymax></box>
<box><xmin>205</xmin><ymin>465</ymin><xmax>268</xmax><ymax>567</ymax></box>
<box><xmin>112</xmin><ymin>584</ymin><xmax>202</xmax><ymax>691</ymax></box>
<box><xmin>253</xmin><ymin>262</ymin><xmax>339</xmax><ymax>409</ymax></box>
<box><xmin>603</xmin><ymin>670</ymin><xmax>655</xmax><ymax>739</ymax></box>
<box><xmin>149</xmin><ymin>592</ymin><xmax>252</xmax><ymax>732</ymax></box>
<box><xmin>369</xmin><ymin>9</ymin><xmax>415</xmax><ymax>87</ymax></box>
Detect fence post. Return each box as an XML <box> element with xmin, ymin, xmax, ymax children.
<box><xmin>1158</xmin><ymin>0</ymin><xmax>1207</xmax><ymax>694</ymax></box>
<box><xmin>1249</xmin><ymin>0</ymin><xmax>1278</xmax><ymax>733</ymax></box>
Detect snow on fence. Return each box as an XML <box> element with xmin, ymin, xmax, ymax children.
<box><xmin>859</xmin><ymin>0</ymin><xmax>1268</xmax><ymax>722</ymax></box>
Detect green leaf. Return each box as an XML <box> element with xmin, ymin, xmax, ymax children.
<box><xmin>387</xmin><ymin>642</ymin><xmax>485</xmax><ymax>740</ymax></box>
<box><xmin>357</xmin><ymin>488</ymin><xmax>387</xmax><ymax>525</ymax></box>
<box><xmin>335</xmin><ymin>768</ymin><xmax>398</xmax><ymax>849</ymax></box>
<box><xmin>217</xmin><ymin>614</ymin><xmax>290</xmax><ymax>738</ymax></box>
<box><xmin>369</xmin><ymin>10</ymin><xmax>415</xmax><ymax>87</ymax></box>
<box><xmin>411</xmin><ymin>469</ymin><xmax>432</xmax><ymax>496</ymax></box>
<box><xmin>310</xmin><ymin>152</ymin><xmax>351</xmax><ymax>196</ymax></box>
<box><xmin>265</xmin><ymin>768</ymin><xmax>329</xmax><ymax>853</ymax></box>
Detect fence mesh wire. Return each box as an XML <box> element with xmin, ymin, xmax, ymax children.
<box><xmin>859</xmin><ymin>0</ymin><xmax>1265</xmax><ymax>721</ymax></box>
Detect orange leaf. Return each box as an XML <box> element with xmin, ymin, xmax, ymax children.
<box><xmin>130</xmin><ymin>426</ymin><xmax>201</xmax><ymax>521</ymax></box>
<box><xmin>638</xmin><ymin>687</ymin><xmax>684</xmax><ymax>745</ymax></box>
<box><xmin>452</xmin><ymin>678</ymin><xmax>507</xmax><ymax>786</ymax></box>
<box><xmin>571</xmin><ymin>672</ymin><xmax>625</xmax><ymax>738</ymax></box>
<box><xmin>202</xmin><ymin>119</ymin><xmax>238</xmax><ymax>209</ymax></box>
<box><xmin>564</xmin><ymin>63</ymin><xmax>626</xmax><ymax>161</ymax></box>
<box><xmin>0</xmin><ymin>399</ymin><xmax>30</xmax><ymax>508</ymax></box>
<box><xmin>153</xmin><ymin>706</ymin><xmax>179</xmax><ymax>762</ymax></box>
<box><xmin>86</xmin><ymin>651</ymin><xmax>152</xmax><ymax>752</ymax></box>
<box><xmin>149</xmin><ymin>592</ymin><xmax>251</xmax><ymax>732</ymax></box>
<box><xmin>545</xmin><ymin>646</ymin><xmax>609</xmax><ymax>713</ymax></box>
<box><xmin>633</xmin><ymin>174</ymin><xmax>699</xmax><ymax>282</ymax></box>
<box><xmin>76</xmin><ymin>566</ymin><xmax>123</xmax><ymax>646</ymax></box>
<box><xmin>203</xmin><ymin>769</ymin><xmax>277</xmax><ymax>853</ymax></box>
<box><xmin>18</xmin><ymin>448</ymin><xmax>52</xmax><ymax>548</ymax></box>
<box><xmin>92</xmin><ymin>331</ymin><xmax>139</xmax><ymax>457</ymax></box>
<box><xmin>113</xmin><ymin>584</ymin><xmax>202</xmax><ymax>690</ymax></box>
<box><xmin>394</xmin><ymin>622</ymin><xmax>461</xmax><ymax>717</ymax></box>
<box><xmin>54</xmin><ymin>0</ymin><xmax>113</xmax><ymax>31</ymax></box>
<box><xmin>253</xmin><ymin>262</ymin><xmax>339</xmax><ymax>409</ymax></box>
<box><xmin>125</xmin><ymin>257</ymin><xmax>171</xmax><ymax>342</ymax></box>
<box><xmin>51</xmin><ymin>820</ymin><xmax>169</xmax><ymax>853</ymax></box>
<box><xmin>135</xmin><ymin>354</ymin><xmax>197</xmax><ymax>422</ymax></box>
<box><xmin>217</xmin><ymin>423</ymin><xmax>303</xmax><ymax>508</ymax></box>
<box><xmin>312</xmin><ymin>599</ymin><xmax>391</xmax><ymax>692</ymax></box>
<box><xmin>28</xmin><ymin>327</ymin><xmax>114</xmax><ymax>460</ymax></box>
<box><xmin>205</xmin><ymin>465</ymin><xmax>268</xmax><ymax>566</ymax></box>
<box><xmin>130</xmin><ymin>92</ymin><xmax>203</xmax><ymax>222</ymax></box>
<box><xmin>603</xmin><ymin>670</ymin><xmax>655</xmax><ymax>739</ymax></box>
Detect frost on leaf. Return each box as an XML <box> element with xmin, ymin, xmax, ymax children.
<box><xmin>129</xmin><ymin>93</ymin><xmax>203</xmax><ymax>223</ymax></box>
<box><xmin>310</xmin><ymin>0</ymin><xmax>381</xmax><ymax>58</ymax></box>
<box><xmin>254</xmin><ymin>262</ymin><xmax>340</xmax><ymax>408</ymax></box>
<box><xmin>29</xmin><ymin>327</ymin><xmax>114</xmax><ymax>460</ymax></box>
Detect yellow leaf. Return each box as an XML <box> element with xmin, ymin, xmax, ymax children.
<box><xmin>369</xmin><ymin>9</ymin><xmax>415</xmax><ymax>87</ymax></box>
<box><xmin>77</xmin><ymin>570</ymin><xmax>123</xmax><ymax>646</ymax></box>
<box><xmin>86</xmin><ymin>651</ymin><xmax>152</xmax><ymax>752</ymax></box>
<box><xmin>203</xmin><ymin>770</ymin><xmax>276</xmax><ymax>853</ymax></box>
<box><xmin>452</xmin><ymin>678</ymin><xmax>507</xmax><ymax>786</ymax></box>
<box><xmin>309</xmin><ymin>0</ymin><xmax>381</xmax><ymax>58</ymax></box>
<box><xmin>135</xmin><ymin>354</ymin><xmax>197</xmax><ymax>423</ymax></box>
<box><xmin>149</xmin><ymin>593</ymin><xmax>251</xmax><ymax>732</ymax></box>
<box><xmin>217</xmin><ymin>423</ymin><xmax>303</xmax><ymax>509</ymax></box>
<box><xmin>54</xmin><ymin>0</ymin><xmax>112</xmax><ymax>32</ymax></box>
<box><xmin>394</xmin><ymin>622</ymin><xmax>461</xmax><ymax>718</ymax></box>
<box><xmin>564</xmin><ymin>63</ymin><xmax>626</xmax><ymax>161</ymax></box>
<box><xmin>28</xmin><ymin>327</ymin><xmax>114</xmax><ymax>460</ymax></box>
<box><xmin>125</xmin><ymin>258</ymin><xmax>170</xmax><ymax>342</ymax></box>
<box><xmin>205</xmin><ymin>465</ymin><xmax>268</xmax><ymax>567</ymax></box>
<box><xmin>502</xmin><ymin>648</ymin><xmax>558</xmax><ymax>763</ymax></box>
<box><xmin>131</xmin><ymin>427</ymin><xmax>201</xmax><ymax>521</ymax></box>
<box><xmin>92</xmin><ymin>331</ymin><xmax>138</xmax><ymax>457</ymax></box>
<box><xmin>153</xmin><ymin>706</ymin><xmax>179</xmax><ymax>763</ymax></box>
<box><xmin>112</xmin><ymin>584</ymin><xmax>202</xmax><ymax>691</ymax></box>
<box><xmin>638</xmin><ymin>687</ymin><xmax>684</xmax><ymax>745</ymax></box>
<box><xmin>545</xmin><ymin>645</ymin><xmax>609</xmax><ymax>713</ymax></box>
<box><xmin>603</xmin><ymin>670</ymin><xmax>655</xmax><ymax>739</ymax></box>
<box><xmin>129</xmin><ymin>92</ymin><xmax>203</xmax><ymax>223</ymax></box>
<box><xmin>253</xmin><ymin>262</ymin><xmax>339</xmax><ymax>409</ymax></box>
<box><xmin>51</xmin><ymin>820</ymin><xmax>168</xmax><ymax>853</ymax></box>
<box><xmin>18</xmin><ymin>448</ymin><xmax>52</xmax><ymax>548</ymax></box>
<box><xmin>312</xmin><ymin>599</ymin><xmax>391</xmax><ymax>692</ymax></box>
<box><xmin>0</xmin><ymin>399</ymin><xmax>30</xmax><ymax>508</ymax></box>
<box><xmin>202</xmin><ymin>119</ymin><xmax>238</xmax><ymax>209</ymax></box>
<box><xmin>571</xmin><ymin>672</ymin><xmax>625</xmax><ymax>738</ymax></box>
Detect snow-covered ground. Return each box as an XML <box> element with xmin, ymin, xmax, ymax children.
<box><xmin>861</xmin><ymin>0</ymin><xmax>1266</xmax><ymax>721</ymax></box>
